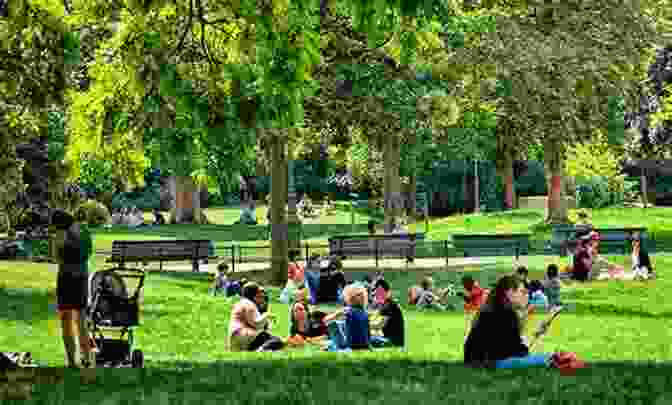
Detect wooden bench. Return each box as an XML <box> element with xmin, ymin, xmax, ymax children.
<box><xmin>547</xmin><ymin>224</ymin><xmax>593</xmax><ymax>256</ymax></box>
<box><xmin>548</xmin><ymin>226</ymin><xmax>647</xmax><ymax>256</ymax></box>
<box><xmin>328</xmin><ymin>233</ymin><xmax>425</xmax><ymax>267</ymax></box>
<box><xmin>451</xmin><ymin>234</ymin><xmax>531</xmax><ymax>260</ymax></box>
<box><xmin>106</xmin><ymin>240</ymin><xmax>217</xmax><ymax>272</ymax></box>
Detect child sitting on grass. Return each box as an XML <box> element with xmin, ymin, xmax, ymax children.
<box><xmin>543</xmin><ymin>264</ymin><xmax>562</xmax><ymax>308</ymax></box>
<box><xmin>286</xmin><ymin>287</ymin><xmax>328</xmax><ymax>347</ymax></box>
<box><xmin>527</xmin><ymin>280</ymin><xmax>548</xmax><ymax>308</ymax></box>
<box><xmin>409</xmin><ymin>276</ymin><xmax>448</xmax><ymax>310</ymax></box>
<box><xmin>322</xmin><ymin>284</ymin><xmax>371</xmax><ymax>351</ymax></box>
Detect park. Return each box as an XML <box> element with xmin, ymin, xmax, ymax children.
<box><xmin>1</xmin><ymin>0</ymin><xmax>672</xmax><ymax>403</ymax></box>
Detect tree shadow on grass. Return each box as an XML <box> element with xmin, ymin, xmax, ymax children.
<box><xmin>26</xmin><ymin>359</ymin><xmax>672</xmax><ymax>404</ymax></box>
<box><xmin>0</xmin><ymin>287</ymin><xmax>52</xmax><ymax>322</ymax></box>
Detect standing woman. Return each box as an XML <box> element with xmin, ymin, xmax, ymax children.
<box><xmin>51</xmin><ymin>209</ymin><xmax>95</xmax><ymax>368</ymax></box>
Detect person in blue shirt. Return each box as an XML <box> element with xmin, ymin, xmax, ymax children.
<box><xmin>322</xmin><ymin>284</ymin><xmax>371</xmax><ymax>351</ymax></box>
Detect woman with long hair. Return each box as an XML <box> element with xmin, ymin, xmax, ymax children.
<box><xmin>464</xmin><ymin>275</ymin><xmax>552</xmax><ymax>369</ymax></box>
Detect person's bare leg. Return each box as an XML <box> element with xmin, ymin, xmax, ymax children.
<box><xmin>59</xmin><ymin>309</ymin><xmax>80</xmax><ymax>368</ymax></box>
<box><xmin>78</xmin><ymin>311</ymin><xmax>96</xmax><ymax>368</ymax></box>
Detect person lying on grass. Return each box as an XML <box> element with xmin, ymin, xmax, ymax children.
<box><xmin>464</xmin><ymin>275</ymin><xmax>555</xmax><ymax>369</ymax></box>
<box><xmin>228</xmin><ymin>283</ymin><xmax>284</xmax><ymax>352</ymax></box>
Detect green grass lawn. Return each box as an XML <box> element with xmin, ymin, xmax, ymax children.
<box><xmin>3</xmin><ymin>207</ymin><xmax>672</xmax><ymax>403</ymax></box>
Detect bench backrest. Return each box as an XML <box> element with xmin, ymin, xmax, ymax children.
<box><xmin>110</xmin><ymin>240</ymin><xmax>213</xmax><ymax>262</ymax></box>
<box><xmin>452</xmin><ymin>234</ymin><xmax>530</xmax><ymax>257</ymax></box>
<box><xmin>328</xmin><ymin>236</ymin><xmax>415</xmax><ymax>257</ymax></box>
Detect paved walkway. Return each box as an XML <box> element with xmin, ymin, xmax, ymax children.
<box><xmin>150</xmin><ymin>257</ymin><xmax>498</xmax><ymax>274</ymax></box>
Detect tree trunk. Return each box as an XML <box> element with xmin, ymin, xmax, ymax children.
<box><xmin>544</xmin><ymin>141</ymin><xmax>568</xmax><ymax>224</ymax></box>
<box><xmin>640</xmin><ymin>172</ymin><xmax>648</xmax><ymax>208</ymax></box>
<box><xmin>383</xmin><ymin>135</ymin><xmax>402</xmax><ymax>233</ymax></box>
<box><xmin>409</xmin><ymin>174</ymin><xmax>417</xmax><ymax>231</ymax></box>
<box><xmin>473</xmin><ymin>161</ymin><xmax>480</xmax><ymax>213</ymax></box>
<box><xmin>269</xmin><ymin>131</ymin><xmax>288</xmax><ymax>287</ymax></box>
<box><xmin>172</xmin><ymin>175</ymin><xmax>197</xmax><ymax>224</ymax></box>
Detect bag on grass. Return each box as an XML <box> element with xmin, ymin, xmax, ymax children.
<box><xmin>550</xmin><ymin>352</ymin><xmax>586</xmax><ymax>375</ymax></box>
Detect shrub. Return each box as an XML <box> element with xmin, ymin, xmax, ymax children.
<box><xmin>576</xmin><ymin>176</ymin><xmax>625</xmax><ymax>209</ymax></box>
<box><xmin>75</xmin><ymin>199</ymin><xmax>111</xmax><ymax>226</ymax></box>
<box><xmin>565</xmin><ymin>130</ymin><xmax>625</xmax><ymax>195</ymax></box>
<box><xmin>516</xmin><ymin>160</ymin><xmax>547</xmax><ymax>196</ymax></box>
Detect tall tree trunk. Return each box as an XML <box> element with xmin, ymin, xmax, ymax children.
<box><xmin>409</xmin><ymin>174</ymin><xmax>417</xmax><ymax>232</ymax></box>
<box><xmin>172</xmin><ymin>175</ymin><xmax>197</xmax><ymax>223</ymax></box>
<box><xmin>473</xmin><ymin>161</ymin><xmax>480</xmax><ymax>213</ymax></box>
<box><xmin>383</xmin><ymin>134</ymin><xmax>402</xmax><ymax>233</ymax></box>
<box><xmin>640</xmin><ymin>169</ymin><xmax>648</xmax><ymax>208</ymax></box>
<box><xmin>544</xmin><ymin>140</ymin><xmax>568</xmax><ymax>223</ymax></box>
<box><xmin>269</xmin><ymin>131</ymin><xmax>288</xmax><ymax>287</ymax></box>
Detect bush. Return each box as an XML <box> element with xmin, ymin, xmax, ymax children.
<box><xmin>516</xmin><ymin>160</ymin><xmax>547</xmax><ymax>196</ymax></box>
<box><xmin>75</xmin><ymin>199</ymin><xmax>111</xmax><ymax>226</ymax></box>
<box><xmin>576</xmin><ymin>176</ymin><xmax>625</xmax><ymax>209</ymax></box>
<box><xmin>111</xmin><ymin>184</ymin><xmax>161</xmax><ymax>211</ymax></box>
<box><xmin>565</xmin><ymin>131</ymin><xmax>625</xmax><ymax>195</ymax></box>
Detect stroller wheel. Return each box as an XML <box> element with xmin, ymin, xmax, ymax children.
<box><xmin>131</xmin><ymin>349</ymin><xmax>144</xmax><ymax>368</ymax></box>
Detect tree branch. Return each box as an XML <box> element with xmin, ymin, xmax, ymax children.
<box><xmin>168</xmin><ymin>0</ymin><xmax>193</xmax><ymax>59</ymax></box>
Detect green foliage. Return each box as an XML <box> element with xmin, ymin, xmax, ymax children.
<box><xmin>516</xmin><ymin>160</ymin><xmax>547</xmax><ymax>197</ymax></box>
<box><xmin>565</xmin><ymin>131</ymin><xmax>625</xmax><ymax>194</ymax></box>
<box><xmin>47</xmin><ymin>110</ymin><xmax>65</xmax><ymax>161</ymax></box>
<box><xmin>576</xmin><ymin>176</ymin><xmax>625</xmax><ymax>209</ymax></box>
<box><xmin>78</xmin><ymin>156</ymin><xmax>114</xmax><ymax>196</ymax></box>
<box><xmin>75</xmin><ymin>199</ymin><xmax>111</xmax><ymax>226</ymax></box>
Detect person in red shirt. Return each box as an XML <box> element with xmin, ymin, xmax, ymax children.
<box><xmin>460</xmin><ymin>275</ymin><xmax>488</xmax><ymax>312</ymax></box>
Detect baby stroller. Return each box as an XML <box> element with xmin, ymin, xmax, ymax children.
<box><xmin>87</xmin><ymin>268</ymin><xmax>145</xmax><ymax>368</ymax></box>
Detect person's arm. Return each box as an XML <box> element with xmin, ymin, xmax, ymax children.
<box><xmin>243</xmin><ymin>302</ymin><xmax>270</xmax><ymax>330</ymax></box>
<box><xmin>322</xmin><ymin>308</ymin><xmax>346</xmax><ymax>323</ymax></box>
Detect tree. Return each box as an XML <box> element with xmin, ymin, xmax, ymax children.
<box><xmin>444</xmin><ymin>2</ymin><xmax>665</xmax><ymax>222</ymax></box>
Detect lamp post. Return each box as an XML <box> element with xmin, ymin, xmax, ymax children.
<box><xmin>287</xmin><ymin>158</ymin><xmax>302</xmax><ymax>251</ymax></box>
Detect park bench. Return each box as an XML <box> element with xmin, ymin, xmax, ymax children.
<box><xmin>328</xmin><ymin>233</ymin><xmax>425</xmax><ymax>267</ymax></box>
<box><xmin>106</xmin><ymin>240</ymin><xmax>217</xmax><ymax>272</ymax></box>
<box><xmin>451</xmin><ymin>234</ymin><xmax>531</xmax><ymax>260</ymax></box>
<box><xmin>547</xmin><ymin>226</ymin><xmax>647</xmax><ymax>256</ymax></box>
<box><xmin>547</xmin><ymin>224</ymin><xmax>593</xmax><ymax>256</ymax></box>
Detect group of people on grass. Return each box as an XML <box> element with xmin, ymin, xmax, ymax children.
<box><xmin>110</xmin><ymin>207</ymin><xmax>166</xmax><ymax>227</ymax></box>
<box><xmin>568</xmin><ymin>231</ymin><xmax>654</xmax><ymax>282</ymax></box>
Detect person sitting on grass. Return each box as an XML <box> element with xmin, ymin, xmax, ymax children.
<box><xmin>527</xmin><ymin>280</ymin><xmax>548</xmax><ymax>308</ymax></box>
<box><xmin>372</xmin><ymin>279</ymin><xmax>405</xmax><ymax>348</ymax></box>
<box><xmin>464</xmin><ymin>275</ymin><xmax>552</xmax><ymax>369</ymax></box>
<box><xmin>212</xmin><ymin>263</ymin><xmax>231</xmax><ymax>297</ymax></box>
<box><xmin>281</xmin><ymin>249</ymin><xmax>306</xmax><ymax>304</ymax></box>
<box><xmin>543</xmin><ymin>264</ymin><xmax>562</xmax><ymax>308</ymax></box>
<box><xmin>287</xmin><ymin>287</ymin><xmax>328</xmax><ymax>347</ymax></box>
<box><xmin>322</xmin><ymin>284</ymin><xmax>372</xmax><ymax>351</ymax></box>
<box><xmin>572</xmin><ymin>235</ymin><xmax>594</xmax><ymax>282</ymax></box>
<box><xmin>515</xmin><ymin>266</ymin><xmax>530</xmax><ymax>290</ymax></box>
<box><xmin>152</xmin><ymin>208</ymin><xmax>165</xmax><ymax>226</ymax></box>
<box><xmin>631</xmin><ymin>234</ymin><xmax>654</xmax><ymax>280</ymax></box>
<box><xmin>228</xmin><ymin>283</ymin><xmax>283</xmax><ymax>352</ymax></box>
<box><xmin>414</xmin><ymin>276</ymin><xmax>449</xmax><ymax>311</ymax></box>
<box><xmin>459</xmin><ymin>275</ymin><xmax>488</xmax><ymax>313</ymax></box>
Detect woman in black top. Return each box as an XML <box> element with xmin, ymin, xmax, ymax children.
<box><xmin>51</xmin><ymin>209</ymin><xmax>95</xmax><ymax>368</ymax></box>
<box><xmin>464</xmin><ymin>275</ymin><xmax>551</xmax><ymax>369</ymax></box>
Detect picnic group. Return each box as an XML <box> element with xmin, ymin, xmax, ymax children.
<box><xmin>50</xmin><ymin>207</ymin><xmax>653</xmax><ymax>371</ymax></box>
